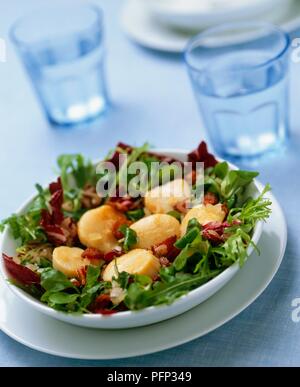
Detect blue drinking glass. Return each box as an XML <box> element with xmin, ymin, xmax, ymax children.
<box><xmin>11</xmin><ymin>3</ymin><xmax>109</xmax><ymax>127</ymax></box>
<box><xmin>184</xmin><ymin>22</ymin><xmax>290</xmax><ymax>160</ymax></box>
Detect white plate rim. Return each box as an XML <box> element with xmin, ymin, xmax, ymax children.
<box><xmin>121</xmin><ymin>0</ymin><xmax>300</xmax><ymax>53</ymax></box>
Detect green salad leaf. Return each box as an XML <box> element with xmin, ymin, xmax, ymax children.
<box><xmin>228</xmin><ymin>184</ymin><xmax>272</xmax><ymax>226</ymax></box>
<box><xmin>40</xmin><ymin>266</ymin><xmax>109</xmax><ymax>313</ymax></box>
<box><xmin>0</xmin><ymin>185</ymin><xmax>48</xmax><ymax>245</ymax></box>
<box><xmin>118</xmin><ymin>224</ymin><xmax>138</xmax><ymax>252</ymax></box>
<box><xmin>167</xmin><ymin>210</ymin><xmax>182</xmax><ymax>222</ymax></box>
<box><xmin>220</xmin><ymin>170</ymin><xmax>259</xmax><ymax>199</ymax></box>
<box><xmin>124</xmin><ymin>270</ymin><xmax>220</xmax><ymax>310</ymax></box>
<box><xmin>57</xmin><ymin>154</ymin><xmax>96</xmax><ymax>191</ymax></box>
<box><xmin>125</xmin><ymin>208</ymin><xmax>145</xmax><ymax>221</ymax></box>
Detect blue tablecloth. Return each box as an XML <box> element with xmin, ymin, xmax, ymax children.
<box><xmin>1</xmin><ymin>0</ymin><xmax>300</xmax><ymax>367</ymax></box>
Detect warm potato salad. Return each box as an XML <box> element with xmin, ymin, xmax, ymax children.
<box><xmin>1</xmin><ymin>141</ymin><xmax>272</xmax><ymax>315</ymax></box>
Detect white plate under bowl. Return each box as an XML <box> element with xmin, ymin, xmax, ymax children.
<box><xmin>121</xmin><ymin>0</ymin><xmax>300</xmax><ymax>52</ymax></box>
<box><xmin>0</xmin><ymin>186</ymin><xmax>286</xmax><ymax>359</ymax></box>
<box><xmin>0</xmin><ymin>150</ymin><xmax>263</xmax><ymax>329</ymax></box>
<box><xmin>143</xmin><ymin>0</ymin><xmax>289</xmax><ymax>31</ymax></box>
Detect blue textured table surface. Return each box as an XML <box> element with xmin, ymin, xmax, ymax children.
<box><xmin>1</xmin><ymin>0</ymin><xmax>300</xmax><ymax>367</ymax></box>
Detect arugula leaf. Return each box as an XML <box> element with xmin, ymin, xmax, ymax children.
<box><xmin>174</xmin><ymin>227</ymin><xmax>199</xmax><ymax>249</ymax></box>
<box><xmin>34</xmin><ymin>184</ymin><xmax>49</xmax><ymax>210</ymax></box>
<box><xmin>119</xmin><ymin>225</ymin><xmax>137</xmax><ymax>252</ymax></box>
<box><xmin>85</xmin><ymin>265</ymin><xmax>101</xmax><ymax>290</ymax></box>
<box><xmin>173</xmin><ymin>246</ymin><xmax>199</xmax><ymax>271</ymax></box>
<box><xmin>115</xmin><ymin>271</ymin><xmax>131</xmax><ymax>289</ymax></box>
<box><xmin>174</xmin><ymin>234</ymin><xmax>209</xmax><ymax>271</ymax></box>
<box><xmin>159</xmin><ymin>266</ymin><xmax>177</xmax><ymax>283</ymax></box>
<box><xmin>134</xmin><ymin>274</ymin><xmax>152</xmax><ymax>286</ymax></box>
<box><xmin>124</xmin><ymin>270</ymin><xmax>220</xmax><ymax>310</ymax></box>
<box><xmin>57</xmin><ymin>154</ymin><xmax>96</xmax><ymax>191</ymax></box>
<box><xmin>125</xmin><ymin>208</ymin><xmax>145</xmax><ymax>221</ymax></box>
<box><xmin>187</xmin><ymin>218</ymin><xmax>201</xmax><ymax>232</ymax></box>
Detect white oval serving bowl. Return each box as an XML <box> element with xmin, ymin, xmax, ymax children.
<box><xmin>144</xmin><ymin>0</ymin><xmax>289</xmax><ymax>31</ymax></box>
<box><xmin>0</xmin><ymin>149</ymin><xmax>263</xmax><ymax>329</ymax></box>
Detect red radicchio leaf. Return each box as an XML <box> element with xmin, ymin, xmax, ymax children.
<box><xmin>82</xmin><ymin>247</ymin><xmax>104</xmax><ymax>261</ymax></box>
<box><xmin>152</xmin><ymin>235</ymin><xmax>180</xmax><ymax>262</ymax></box>
<box><xmin>40</xmin><ymin>210</ymin><xmax>67</xmax><ymax>246</ymax></box>
<box><xmin>3</xmin><ymin>253</ymin><xmax>40</xmax><ymax>286</ymax></box>
<box><xmin>40</xmin><ymin>178</ymin><xmax>77</xmax><ymax>246</ymax></box>
<box><xmin>117</xmin><ymin>142</ymin><xmax>134</xmax><ymax>153</ymax></box>
<box><xmin>49</xmin><ymin>177</ymin><xmax>64</xmax><ymax>224</ymax></box>
<box><xmin>202</xmin><ymin>220</ymin><xmax>241</xmax><ymax>244</ymax></box>
<box><xmin>188</xmin><ymin>141</ymin><xmax>218</xmax><ymax>169</ymax></box>
<box><xmin>107</xmin><ymin>142</ymin><xmax>183</xmax><ymax>172</ymax></box>
<box><xmin>106</xmin><ymin>143</ymin><xmax>133</xmax><ymax>171</ymax></box>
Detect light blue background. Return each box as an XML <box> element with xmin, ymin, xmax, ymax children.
<box><xmin>1</xmin><ymin>0</ymin><xmax>300</xmax><ymax>367</ymax></box>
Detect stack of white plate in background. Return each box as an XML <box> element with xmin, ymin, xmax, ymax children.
<box><xmin>121</xmin><ymin>0</ymin><xmax>298</xmax><ymax>52</ymax></box>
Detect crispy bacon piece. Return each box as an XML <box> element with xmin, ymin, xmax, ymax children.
<box><xmin>174</xmin><ymin>200</ymin><xmax>188</xmax><ymax>214</ymax></box>
<box><xmin>152</xmin><ymin>236</ymin><xmax>180</xmax><ymax>262</ymax></box>
<box><xmin>81</xmin><ymin>184</ymin><xmax>102</xmax><ymax>209</ymax></box>
<box><xmin>60</xmin><ymin>217</ymin><xmax>78</xmax><ymax>246</ymax></box>
<box><xmin>159</xmin><ymin>257</ymin><xmax>171</xmax><ymax>267</ymax></box>
<box><xmin>188</xmin><ymin>141</ymin><xmax>218</xmax><ymax>169</ymax></box>
<box><xmin>203</xmin><ymin>192</ymin><xmax>219</xmax><ymax>205</ymax></box>
<box><xmin>2</xmin><ymin>253</ymin><xmax>40</xmax><ymax>286</ymax></box>
<box><xmin>152</xmin><ymin>274</ymin><xmax>160</xmax><ymax>282</ymax></box>
<box><xmin>76</xmin><ymin>266</ymin><xmax>88</xmax><ymax>286</ymax></box>
<box><xmin>112</xmin><ymin>219</ymin><xmax>131</xmax><ymax>240</ymax></box>
<box><xmin>70</xmin><ymin>278</ymin><xmax>81</xmax><ymax>287</ymax></box>
<box><xmin>202</xmin><ymin>220</ymin><xmax>241</xmax><ymax>244</ymax></box>
<box><xmin>108</xmin><ymin>196</ymin><xmax>143</xmax><ymax>212</ymax></box>
<box><xmin>82</xmin><ymin>247</ymin><xmax>104</xmax><ymax>261</ymax></box>
<box><xmin>91</xmin><ymin>294</ymin><xmax>116</xmax><ymax>315</ymax></box>
<box><xmin>222</xmin><ymin>202</ymin><xmax>229</xmax><ymax>217</ymax></box>
<box><xmin>103</xmin><ymin>248</ymin><xmax>124</xmax><ymax>263</ymax></box>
